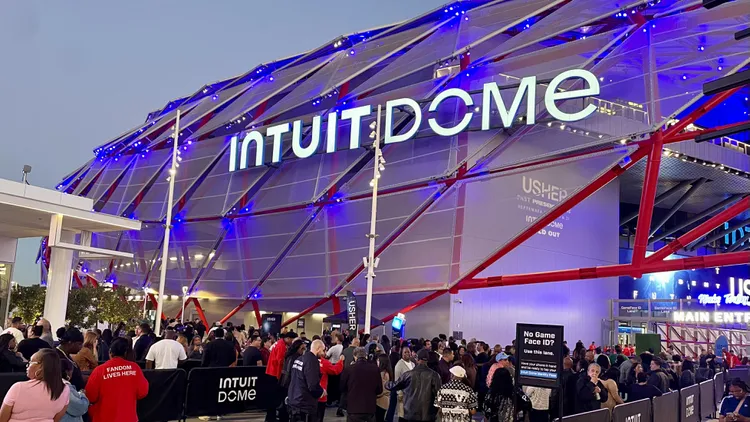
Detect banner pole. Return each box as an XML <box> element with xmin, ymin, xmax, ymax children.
<box><xmin>155</xmin><ymin>110</ymin><xmax>180</xmax><ymax>336</ymax></box>
<box><xmin>364</xmin><ymin>105</ymin><xmax>382</xmax><ymax>335</ymax></box>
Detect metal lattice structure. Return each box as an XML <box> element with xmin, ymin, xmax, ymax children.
<box><xmin>55</xmin><ymin>0</ymin><xmax>750</xmax><ymax>326</ymax></box>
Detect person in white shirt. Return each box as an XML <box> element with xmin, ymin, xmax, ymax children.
<box><xmin>2</xmin><ymin>317</ymin><xmax>25</xmax><ymax>349</ymax></box>
<box><xmin>394</xmin><ymin>346</ymin><xmax>415</xmax><ymax>420</ymax></box>
<box><xmin>524</xmin><ymin>386</ymin><xmax>551</xmax><ymax>422</ymax></box>
<box><xmin>146</xmin><ymin>327</ymin><xmax>187</xmax><ymax>369</ymax></box>
<box><xmin>326</xmin><ymin>333</ymin><xmax>344</xmax><ymax>364</ymax></box>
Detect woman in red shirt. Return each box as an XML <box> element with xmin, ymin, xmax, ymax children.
<box><xmin>86</xmin><ymin>337</ymin><xmax>149</xmax><ymax>422</ymax></box>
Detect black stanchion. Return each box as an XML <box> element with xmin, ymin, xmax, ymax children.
<box><xmin>0</xmin><ymin>373</ymin><xmax>28</xmax><ymax>401</ymax></box>
<box><xmin>554</xmin><ymin>408</ymin><xmax>610</xmax><ymax>422</ymax></box>
<box><xmin>652</xmin><ymin>391</ymin><xmax>679</xmax><ymax>422</ymax></box>
<box><xmin>183</xmin><ymin>366</ymin><xmax>277</xmax><ymax>417</ymax></box>
<box><xmin>612</xmin><ymin>399</ymin><xmax>651</xmax><ymax>422</ymax></box>
<box><xmin>680</xmin><ymin>384</ymin><xmax>700</xmax><ymax>422</ymax></box>
<box><xmin>177</xmin><ymin>359</ymin><xmax>203</xmax><ymax>372</ymax></box>
<box><xmin>137</xmin><ymin>369</ymin><xmax>187</xmax><ymax>422</ymax></box>
<box><xmin>699</xmin><ymin>379</ymin><xmax>715</xmax><ymax>419</ymax></box>
<box><xmin>715</xmin><ymin>372</ymin><xmax>727</xmax><ymax>408</ymax></box>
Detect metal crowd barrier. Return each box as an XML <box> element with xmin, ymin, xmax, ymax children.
<box><xmin>0</xmin><ymin>365</ymin><xmax>272</xmax><ymax>422</ymax></box>
<box><xmin>0</xmin><ymin>367</ymin><xmax>737</xmax><ymax>422</ymax></box>
<box><xmin>556</xmin><ymin>375</ymin><xmax>725</xmax><ymax>422</ymax></box>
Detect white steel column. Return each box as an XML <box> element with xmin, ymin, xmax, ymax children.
<box><xmin>364</xmin><ymin>105</ymin><xmax>383</xmax><ymax>334</ymax></box>
<box><xmin>44</xmin><ymin>215</ymin><xmax>75</xmax><ymax>336</ymax></box>
<box><xmin>155</xmin><ymin>110</ymin><xmax>180</xmax><ymax>336</ymax></box>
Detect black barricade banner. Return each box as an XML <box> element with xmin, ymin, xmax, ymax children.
<box><xmin>137</xmin><ymin>369</ymin><xmax>186</xmax><ymax>422</ymax></box>
<box><xmin>347</xmin><ymin>290</ymin><xmax>357</xmax><ymax>333</ymax></box>
<box><xmin>612</xmin><ymin>398</ymin><xmax>651</xmax><ymax>422</ymax></box>
<box><xmin>557</xmin><ymin>408</ymin><xmax>610</xmax><ymax>422</ymax></box>
<box><xmin>0</xmin><ymin>373</ymin><xmax>28</xmax><ymax>401</ymax></box>
<box><xmin>184</xmin><ymin>366</ymin><xmax>277</xmax><ymax>416</ymax></box>
<box><xmin>652</xmin><ymin>391</ymin><xmax>680</xmax><ymax>422</ymax></box>
<box><xmin>680</xmin><ymin>384</ymin><xmax>700</xmax><ymax>422</ymax></box>
<box><xmin>699</xmin><ymin>380</ymin><xmax>715</xmax><ymax>418</ymax></box>
<box><xmin>715</xmin><ymin>372</ymin><xmax>726</xmax><ymax>407</ymax></box>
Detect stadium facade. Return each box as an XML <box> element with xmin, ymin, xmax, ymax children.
<box><xmin>54</xmin><ymin>0</ymin><xmax>750</xmax><ymax>344</ymax></box>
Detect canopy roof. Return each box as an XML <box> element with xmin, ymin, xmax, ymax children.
<box><xmin>56</xmin><ymin>0</ymin><xmax>750</xmax><ymax>303</ymax></box>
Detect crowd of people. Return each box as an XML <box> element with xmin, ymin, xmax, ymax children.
<box><xmin>0</xmin><ymin>314</ymin><xmax>746</xmax><ymax>422</ymax></box>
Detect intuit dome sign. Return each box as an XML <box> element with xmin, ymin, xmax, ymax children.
<box><xmin>228</xmin><ymin>69</ymin><xmax>600</xmax><ymax>171</ymax></box>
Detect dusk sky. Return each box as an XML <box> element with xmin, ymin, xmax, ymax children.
<box><xmin>0</xmin><ymin>1</ymin><xmax>445</xmax><ymax>285</ymax></box>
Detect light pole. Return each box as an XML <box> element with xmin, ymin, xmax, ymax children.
<box><xmin>363</xmin><ymin>105</ymin><xmax>384</xmax><ymax>335</ymax></box>
<box><xmin>181</xmin><ymin>285</ymin><xmax>188</xmax><ymax>323</ymax></box>
<box><xmin>155</xmin><ymin>110</ymin><xmax>180</xmax><ymax>336</ymax></box>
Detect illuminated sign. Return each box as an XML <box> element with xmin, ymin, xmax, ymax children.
<box><xmin>697</xmin><ymin>277</ymin><xmax>750</xmax><ymax>307</ymax></box>
<box><xmin>673</xmin><ymin>311</ymin><xmax>750</xmax><ymax>324</ymax></box>
<box><xmin>228</xmin><ymin>69</ymin><xmax>600</xmax><ymax>171</ymax></box>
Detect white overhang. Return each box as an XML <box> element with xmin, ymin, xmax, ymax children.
<box><xmin>0</xmin><ymin>178</ymin><xmax>141</xmax><ymax>258</ymax></box>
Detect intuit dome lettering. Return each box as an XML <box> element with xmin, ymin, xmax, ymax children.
<box><xmin>228</xmin><ymin>69</ymin><xmax>600</xmax><ymax>171</ymax></box>
<box><xmin>217</xmin><ymin>376</ymin><xmax>259</xmax><ymax>403</ymax></box>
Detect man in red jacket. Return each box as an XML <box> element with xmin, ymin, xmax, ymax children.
<box><xmin>86</xmin><ymin>337</ymin><xmax>149</xmax><ymax>422</ymax></box>
<box><xmin>266</xmin><ymin>331</ymin><xmax>297</xmax><ymax>422</ymax></box>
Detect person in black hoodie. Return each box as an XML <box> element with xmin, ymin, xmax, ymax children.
<box><xmin>287</xmin><ymin>339</ymin><xmax>324</xmax><ymax>421</ymax></box>
<box><xmin>647</xmin><ymin>357</ymin><xmax>670</xmax><ymax>393</ymax></box>
<box><xmin>576</xmin><ymin>363</ymin><xmax>608</xmax><ymax>413</ymax></box>
<box><xmin>341</xmin><ymin>347</ymin><xmax>382</xmax><ymax>421</ymax></box>
<box><xmin>475</xmin><ymin>343</ymin><xmax>491</xmax><ymax>409</ymax></box>
<box><xmin>0</xmin><ymin>334</ymin><xmax>25</xmax><ymax>373</ymax></box>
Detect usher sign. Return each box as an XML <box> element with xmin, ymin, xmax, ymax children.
<box><xmin>515</xmin><ymin>323</ymin><xmax>564</xmax><ymax>388</ymax></box>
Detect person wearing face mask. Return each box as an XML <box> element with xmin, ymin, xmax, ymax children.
<box><xmin>575</xmin><ymin>363</ymin><xmax>608</xmax><ymax>413</ymax></box>
<box><xmin>0</xmin><ymin>348</ymin><xmax>69</xmax><ymax>421</ymax></box>
<box><xmin>720</xmin><ymin>379</ymin><xmax>750</xmax><ymax>422</ymax></box>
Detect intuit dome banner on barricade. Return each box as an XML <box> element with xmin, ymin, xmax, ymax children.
<box><xmin>184</xmin><ymin>367</ymin><xmax>277</xmax><ymax>417</ymax></box>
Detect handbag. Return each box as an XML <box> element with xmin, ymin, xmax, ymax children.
<box><xmin>515</xmin><ymin>386</ymin><xmax>532</xmax><ymax>412</ymax></box>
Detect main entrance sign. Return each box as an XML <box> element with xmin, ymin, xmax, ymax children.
<box><xmin>228</xmin><ymin>69</ymin><xmax>600</xmax><ymax>171</ymax></box>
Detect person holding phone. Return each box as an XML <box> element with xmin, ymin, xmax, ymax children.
<box><xmin>575</xmin><ymin>363</ymin><xmax>608</xmax><ymax>413</ymax></box>
<box><xmin>720</xmin><ymin>379</ymin><xmax>750</xmax><ymax>422</ymax></box>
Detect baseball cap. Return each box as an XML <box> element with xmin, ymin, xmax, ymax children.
<box><xmin>495</xmin><ymin>352</ymin><xmax>509</xmax><ymax>362</ymax></box>
<box><xmin>416</xmin><ymin>349</ymin><xmax>431</xmax><ymax>361</ymax></box>
<box><xmin>450</xmin><ymin>366</ymin><xmax>467</xmax><ymax>378</ymax></box>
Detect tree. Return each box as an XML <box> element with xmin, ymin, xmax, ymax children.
<box><xmin>96</xmin><ymin>286</ymin><xmax>142</xmax><ymax>330</ymax></box>
<box><xmin>9</xmin><ymin>284</ymin><xmax>46</xmax><ymax>324</ymax></box>
<box><xmin>10</xmin><ymin>284</ymin><xmax>142</xmax><ymax>329</ymax></box>
<box><xmin>66</xmin><ymin>286</ymin><xmax>98</xmax><ymax>327</ymax></box>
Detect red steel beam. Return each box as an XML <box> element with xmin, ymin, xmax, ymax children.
<box><xmin>251</xmin><ymin>300</ymin><xmax>262</xmax><ymax>328</ymax></box>
<box><xmin>460</xmin><ymin>251</ymin><xmax>750</xmax><ymax>289</ymax></box>
<box><xmin>454</xmin><ymin>145</ymin><xmax>649</xmax><ymax>289</ymax></box>
<box><xmin>645</xmin><ymin>196</ymin><xmax>750</xmax><ymax>263</ymax></box>
<box><xmin>73</xmin><ymin>273</ymin><xmax>84</xmax><ymax>289</ymax></box>
<box><xmin>663</xmin><ymin>120</ymin><xmax>750</xmax><ymax>145</ymax></box>
<box><xmin>631</xmin><ymin>133</ymin><xmax>663</xmax><ymax>270</ymax></box>
<box><xmin>662</xmin><ymin>87</ymin><xmax>743</xmax><ymax>140</ymax></box>
<box><xmin>377</xmin><ymin>290</ymin><xmax>448</xmax><ymax>327</ymax></box>
<box><xmin>220</xmin><ymin>298</ymin><xmax>250</xmax><ymax>325</ymax></box>
<box><xmin>331</xmin><ymin>295</ymin><xmax>341</xmax><ymax>315</ymax></box>
<box><xmin>191</xmin><ymin>298</ymin><xmax>209</xmax><ymax>328</ymax></box>
<box><xmin>282</xmin><ymin>296</ymin><xmax>332</xmax><ymax>328</ymax></box>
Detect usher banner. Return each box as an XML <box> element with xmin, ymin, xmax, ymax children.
<box><xmin>347</xmin><ymin>290</ymin><xmax>358</xmax><ymax>333</ymax></box>
<box><xmin>515</xmin><ymin>323</ymin><xmax>564</xmax><ymax>389</ymax></box>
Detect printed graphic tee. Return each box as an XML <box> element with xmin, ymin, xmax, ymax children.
<box><xmin>86</xmin><ymin>357</ymin><xmax>149</xmax><ymax>422</ymax></box>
